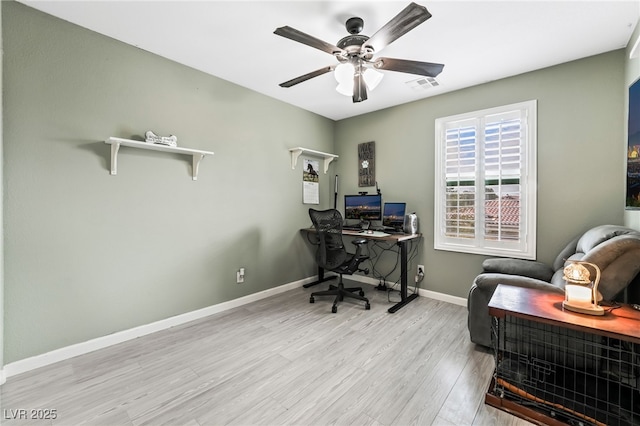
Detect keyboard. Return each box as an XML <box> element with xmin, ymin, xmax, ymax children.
<box><xmin>372</xmin><ymin>227</ymin><xmax>406</xmax><ymax>235</ymax></box>
<box><xmin>357</xmin><ymin>230</ymin><xmax>391</xmax><ymax>237</ymax></box>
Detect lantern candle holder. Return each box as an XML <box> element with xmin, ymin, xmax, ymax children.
<box><xmin>562</xmin><ymin>260</ymin><xmax>604</xmax><ymax>316</ymax></box>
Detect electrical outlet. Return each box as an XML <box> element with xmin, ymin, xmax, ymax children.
<box><xmin>236</xmin><ymin>267</ymin><xmax>245</xmax><ymax>283</ymax></box>
<box><xmin>417</xmin><ymin>265</ymin><xmax>425</xmax><ymax>276</ymax></box>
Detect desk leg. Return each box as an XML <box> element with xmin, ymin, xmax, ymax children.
<box><xmin>303</xmin><ymin>266</ymin><xmax>337</xmax><ymax>288</ymax></box>
<box><xmin>388</xmin><ymin>240</ymin><xmax>418</xmax><ymax>313</ymax></box>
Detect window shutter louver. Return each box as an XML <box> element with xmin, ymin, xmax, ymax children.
<box><xmin>435</xmin><ymin>101</ymin><xmax>536</xmax><ymax>259</ymax></box>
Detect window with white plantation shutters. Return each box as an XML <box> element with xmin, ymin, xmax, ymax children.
<box><xmin>434</xmin><ymin>100</ymin><xmax>537</xmax><ymax>259</ymax></box>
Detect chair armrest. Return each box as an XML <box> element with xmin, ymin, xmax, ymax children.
<box><xmin>467</xmin><ymin>273</ymin><xmax>563</xmax><ymax>348</ymax></box>
<box><xmin>482</xmin><ymin>258</ymin><xmax>554</xmax><ymax>282</ymax></box>
<box><xmin>474</xmin><ymin>273</ymin><xmax>565</xmax><ymax>294</ymax></box>
<box><xmin>351</xmin><ymin>238</ymin><xmax>368</xmax><ymax>260</ymax></box>
<box><xmin>345</xmin><ymin>239</ymin><xmax>369</xmax><ymax>272</ymax></box>
<box><xmin>582</xmin><ymin>235</ymin><xmax>640</xmax><ymax>300</ymax></box>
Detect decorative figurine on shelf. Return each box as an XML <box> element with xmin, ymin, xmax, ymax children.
<box><xmin>145</xmin><ymin>130</ymin><xmax>178</xmax><ymax>147</ymax></box>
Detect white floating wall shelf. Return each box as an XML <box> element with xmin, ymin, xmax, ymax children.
<box><xmin>105</xmin><ymin>137</ymin><xmax>214</xmax><ymax>181</ymax></box>
<box><xmin>289</xmin><ymin>147</ymin><xmax>338</xmax><ymax>174</ymax></box>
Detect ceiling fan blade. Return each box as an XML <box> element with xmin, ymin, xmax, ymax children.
<box><xmin>375</xmin><ymin>57</ymin><xmax>444</xmax><ymax>77</ymax></box>
<box><xmin>352</xmin><ymin>72</ymin><xmax>368</xmax><ymax>103</ymax></box>
<box><xmin>363</xmin><ymin>2</ymin><xmax>432</xmax><ymax>53</ymax></box>
<box><xmin>279</xmin><ymin>66</ymin><xmax>333</xmax><ymax>88</ymax></box>
<box><xmin>274</xmin><ymin>26</ymin><xmax>345</xmax><ymax>56</ymax></box>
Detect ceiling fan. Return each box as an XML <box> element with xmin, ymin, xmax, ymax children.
<box><xmin>274</xmin><ymin>2</ymin><xmax>444</xmax><ymax>103</ymax></box>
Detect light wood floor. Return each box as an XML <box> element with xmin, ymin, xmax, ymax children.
<box><xmin>1</xmin><ymin>282</ymin><xmax>533</xmax><ymax>426</ymax></box>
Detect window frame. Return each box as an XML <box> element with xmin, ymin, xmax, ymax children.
<box><xmin>434</xmin><ymin>100</ymin><xmax>537</xmax><ymax>259</ymax></box>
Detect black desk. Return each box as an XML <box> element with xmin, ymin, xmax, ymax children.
<box><xmin>301</xmin><ymin>228</ymin><xmax>422</xmax><ymax>313</ymax></box>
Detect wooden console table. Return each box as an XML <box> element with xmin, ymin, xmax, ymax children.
<box><xmin>487</xmin><ymin>284</ymin><xmax>640</xmax><ymax>425</ymax></box>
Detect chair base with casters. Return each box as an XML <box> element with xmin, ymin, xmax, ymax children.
<box><xmin>307</xmin><ymin>208</ymin><xmax>372</xmax><ymax>313</ymax></box>
<box><xmin>310</xmin><ymin>274</ymin><xmax>371</xmax><ymax>313</ymax></box>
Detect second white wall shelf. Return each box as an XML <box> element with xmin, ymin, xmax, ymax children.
<box><xmin>289</xmin><ymin>147</ymin><xmax>338</xmax><ymax>174</ymax></box>
<box><xmin>106</xmin><ymin>137</ymin><xmax>214</xmax><ymax>180</ymax></box>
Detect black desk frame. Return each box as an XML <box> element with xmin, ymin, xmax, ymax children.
<box><xmin>302</xmin><ymin>229</ymin><xmax>421</xmax><ymax>313</ymax></box>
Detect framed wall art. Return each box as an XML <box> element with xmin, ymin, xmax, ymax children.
<box><xmin>627</xmin><ymin>77</ymin><xmax>640</xmax><ymax>209</ymax></box>
<box><xmin>358</xmin><ymin>141</ymin><xmax>375</xmax><ymax>187</ymax></box>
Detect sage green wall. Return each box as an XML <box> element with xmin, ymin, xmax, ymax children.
<box><xmin>2</xmin><ymin>1</ymin><xmax>632</xmax><ymax>366</ymax></box>
<box><xmin>625</xmin><ymin>17</ymin><xmax>640</xmax><ymax>230</ymax></box>
<box><xmin>335</xmin><ymin>51</ymin><xmax>626</xmax><ymax>299</ymax></box>
<box><xmin>3</xmin><ymin>2</ymin><xmax>333</xmax><ymax>363</ymax></box>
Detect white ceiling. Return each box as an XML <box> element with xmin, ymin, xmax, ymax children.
<box><xmin>18</xmin><ymin>0</ymin><xmax>640</xmax><ymax>121</ymax></box>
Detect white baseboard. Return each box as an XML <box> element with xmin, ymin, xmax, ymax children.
<box><xmin>347</xmin><ymin>274</ymin><xmax>468</xmax><ymax>307</ymax></box>
<box><xmin>3</xmin><ymin>277</ymin><xmax>313</xmax><ymax>380</ymax></box>
<box><xmin>3</xmin><ymin>274</ymin><xmax>466</xmax><ymax>380</ymax></box>
<box><xmin>418</xmin><ymin>288</ymin><xmax>467</xmax><ymax>307</ymax></box>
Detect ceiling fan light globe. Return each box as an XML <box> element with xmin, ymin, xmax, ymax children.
<box><xmin>334</xmin><ymin>62</ymin><xmax>355</xmax><ymax>84</ymax></box>
<box><xmin>363</xmin><ymin>68</ymin><xmax>384</xmax><ymax>91</ymax></box>
<box><xmin>336</xmin><ymin>81</ymin><xmax>353</xmax><ymax>97</ymax></box>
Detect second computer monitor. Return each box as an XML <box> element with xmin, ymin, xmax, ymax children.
<box><xmin>382</xmin><ymin>202</ymin><xmax>406</xmax><ymax>229</ymax></box>
<box><xmin>344</xmin><ymin>194</ymin><xmax>382</xmax><ymax>221</ymax></box>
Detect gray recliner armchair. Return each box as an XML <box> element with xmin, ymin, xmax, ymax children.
<box><xmin>468</xmin><ymin>224</ymin><xmax>640</xmax><ymax>347</ymax></box>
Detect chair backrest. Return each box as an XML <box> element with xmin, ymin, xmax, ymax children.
<box><xmin>309</xmin><ymin>208</ymin><xmax>347</xmax><ymax>270</ymax></box>
<box><xmin>553</xmin><ymin>225</ymin><xmax>640</xmax><ymax>271</ymax></box>
<box><xmin>550</xmin><ymin>225</ymin><xmax>640</xmax><ymax>300</ymax></box>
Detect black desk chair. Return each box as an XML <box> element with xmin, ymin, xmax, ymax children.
<box><xmin>308</xmin><ymin>208</ymin><xmax>371</xmax><ymax>313</ymax></box>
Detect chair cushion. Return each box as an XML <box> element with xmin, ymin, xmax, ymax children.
<box><xmin>550</xmin><ymin>268</ymin><xmax>567</xmax><ymax>290</ymax></box>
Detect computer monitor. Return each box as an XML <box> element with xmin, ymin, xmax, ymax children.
<box><xmin>344</xmin><ymin>194</ymin><xmax>382</xmax><ymax>221</ymax></box>
<box><xmin>382</xmin><ymin>202</ymin><xmax>406</xmax><ymax>229</ymax></box>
